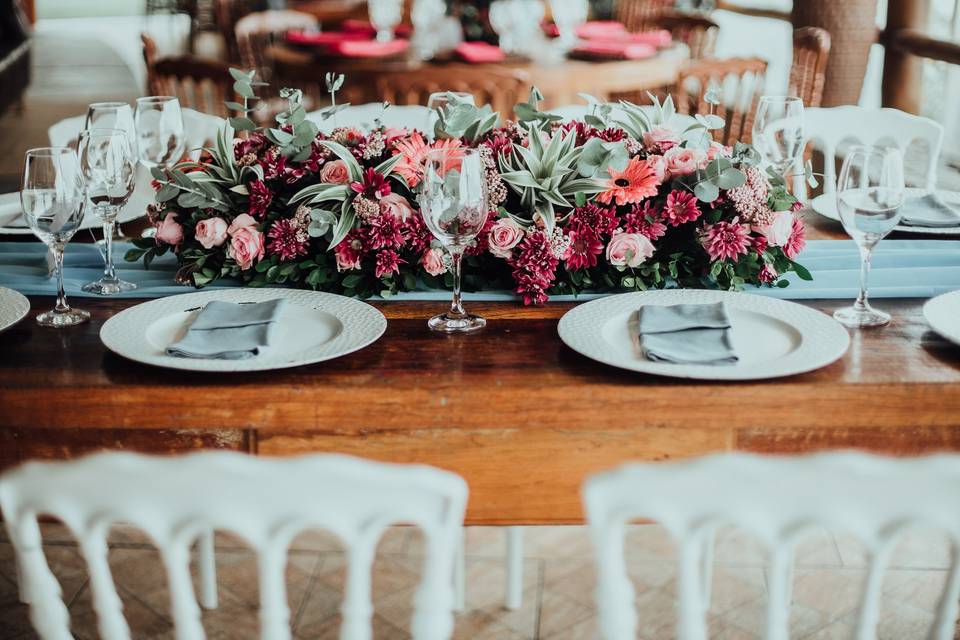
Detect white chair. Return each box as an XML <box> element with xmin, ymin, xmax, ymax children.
<box><xmin>802</xmin><ymin>106</ymin><xmax>944</xmax><ymax>195</ymax></box>
<box><xmin>583</xmin><ymin>451</ymin><xmax>960</xmax><ymax>640</ymax></box>
<box><xmin>0</xmin><ymin>451</ymin><xmax>468</xmax><ymax>640</ymax></box>
<box><xmin>306</xmin><ymin>103</ymin><xmax>435</xmax><ymax>136</ymax></box>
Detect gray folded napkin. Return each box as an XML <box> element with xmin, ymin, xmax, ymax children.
<box><xmin>166</xmin><ymin>299</ymin><xmax>287</xmax><ymax>360</ymax></box>
<box><xmin>901</xmin><ymin>193</ymin><xmax>960</xmax><ymax>228</ymax></box>
<box><xmin>636</xmin><ymin>302</ymin><xmax>738</xmax><ymax>365</ymax></box>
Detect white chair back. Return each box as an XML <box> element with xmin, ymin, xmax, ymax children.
<box><xmin>0</xmin><ymin>452</ymin><xmax>468</xmax><ymax>640</ymax></box>
<box><xmin>307</xmin><ymin>103</ymin><xmax>435</xmax><ymax>135</ymax></box>
<box><xmin>583</xmin><ymin>451</ymin><xmax>960</xmax><ymax>640</ymax></box>
<box><xmin>803</xmin><ymin>106</ymin><xmax>944</xmax><ymax>194</ymax></box>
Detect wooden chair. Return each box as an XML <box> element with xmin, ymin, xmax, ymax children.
<box><xmin>236</xmin><ymin>10</ymin><xmax>319</xmax><ymax>94</ymax></box>
<box><xmin>1</xmin><ymin>451</ymin><xmax>468</xmax><ymax>639</ymax></box>
<box><xmin>789</xmin><ymin>26</ymin><xmax>831</xmax><ymax>108</ymax></box>
<box><xmin>651</xmin><ymin>11</ymin><xmax>719</xmax><ymax>61</ymax></box>
<box><xmin>583</xmin><ymin>451</ymin><xmax>960</xmax><ymax>640</ymax></box>
<box><xmin>671</xmin><ymin>56</ymin><xmax>768</xmax><ymax>146</ymax></box>
<box><xmin>616</xmin><ymin>0</ymin><xmax>675</xmax><ymax>33</ymax></box>
<box><xmin>142</xmin><ymin>33</ymin><xmax>235</xmax><ymax>118</ymax></box>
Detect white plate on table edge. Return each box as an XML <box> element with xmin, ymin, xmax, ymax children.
<box><xmin>0</xmin><ymin>287</ymin><xmax>29</xmax><ymax>334</ymax></box>
<box><xmin>810</xmin><ymin>188</ymin><xmax>960</xmax><ymax>236</ymax></box>
<box><xmin>0</xmin><ymin>192</ymin><xmax>147</xmax><ymax>235</ymax></box>
<box><xmin>558</xmin><ymin>290</ymin><xmax>850</xmax><ymax>381</ymax></box>
<box><xmin>100</xmin><ymin>288</ymin><xmax>387</xmax><ymax>372</ymax></box>
<box><xmin>923</xmin><ymin>290</ymin><xmax>960</xmax><ymax>346</ymax></box>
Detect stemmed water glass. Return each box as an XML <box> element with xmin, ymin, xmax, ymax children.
<box><xmin>833</xmin><ymin>145</ymin><xmax>905</xmax><ymax>328</ymax></box>
<box><xmin>752</xmin><ymin>96</ymin><xmax>805</xmax><ymax>185</ymax></box>
<box><xmin>134</xmin><ymin>96</ymin><xmax>186</xmax><ymax>170</ymax></box>
<box><xmin>79</xmin><ymin>128</ymin><xmax>137</xmax><ymax>295</ymax></box>
<box><xmin>20</xmin><ymin>148</ymin><xmax>90</xmax><ymax>327</ymax></box>
<box><xmin>368</xmin><ymin>0</ymin><xmax>403</xmax><ymax>42</ymax></box>
<box><xmin>420</xmin><ymin>148</ymin><xmax>488</xmax><ymax>333</ymax></box>
<box><xmin>550</xmin><ymin>0</ymin><xmax>589</xmax><ymax>49</ymax></box>
<box><xmin>84</xmin><ymin>101</ymin><xmax>137</xmax><ymax>241</ymax></box>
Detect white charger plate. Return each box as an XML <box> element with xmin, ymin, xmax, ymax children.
<box><xmin>0</xmin><ymin>287</ymin><xmax>29</xmax><ymax>334</ymax></box>
<box><xmin>100</xmin><ymin>288</ymin><xmax>387</xmax><ymax>372</ymax></box>
<box><xmin>810</xmin><ymin>188</ymin><xmax>960</xmax><ymax>236</ymax></box>
<box><xmin>558</xmin><ymin>290</ymin><xmax>850</xmax><ymax>380</ymax></box>
<box><xmin>923</xmin><ymin>290</ymin><xmax>960</xmax><ymax>346</ymax></box>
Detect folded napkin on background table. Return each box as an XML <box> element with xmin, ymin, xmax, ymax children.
<box><xmin>0</xmin><ymin>193</ymin><xmax>21</xmax><ymax>228</ymax></box>
<box><xmin>166</xmin><ymin>299</ymin><xmax>286</xmax><ymax>360</ymax></box>
<box><xmin>571</xmin><ymin>41</ymin><xmax>656</xmax><ymax>60</ymax></box>
<box><xmin>900</xmin><ymin>193</ymin><xmax>960</xmax><ymax>228</ymax></box>
<box><xmin>285</xmin><ymin>30</ymin><xmax>370</xmax><ymax>46</ymax></box>
<box><xmin>329</xmin><ymin>39</ymin><xmax>409</xmax><ymax>58</ymax></box>
<box><xmin>636</xmin><ymin>302</ymin><xmax>738</xmax><ymax>365</ymax></box>
<box><xmin>455</xmin><ymin>41</ymin><xmax>506</xmax><ymax>63</ymax></box>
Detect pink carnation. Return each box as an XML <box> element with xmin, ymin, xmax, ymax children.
<box><xmin>703</xmin><ymin>218</ymin><xmax>751</xmax><ymax>262</ymax></box>
<box><xmin>662</xmin><ymin>189</ymin><xmax>701</xmax><ymax>226</ymax></box>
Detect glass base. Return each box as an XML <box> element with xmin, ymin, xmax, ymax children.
<box><xmin>428</xmin><ymin>312</ymin><xmax>486</xmax><ymax>334</ymax></box>
<box><xmin>833</xmin><ymin>304</ymin><xmax>891</xmax><ymax>328</ymax></box>
<box><xmin>37</xmin><ymin>307</ymin><xmax>90</xmax><ymax>327</ymax></box>
<box><xmin>82</xmin><ymin>278</ymin><xmax>137</xmax><ymax>295</ymax></box>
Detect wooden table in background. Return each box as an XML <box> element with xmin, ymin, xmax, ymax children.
<box><xmin>2</xmin><ymin>219</ymin><xmax>960</xmax><ymax>525</ymax></box>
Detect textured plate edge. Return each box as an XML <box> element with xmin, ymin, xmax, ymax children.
<box><xmin>557</xmin><ymin>290</ymin><xmax>851</xmax><ymax>381</ymax></box>
<box><xmin>0</xmin><ymin>287</ymin><xmax>30</xmax><ymax>334</ymax></box>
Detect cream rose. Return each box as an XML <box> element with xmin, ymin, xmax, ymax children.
<box><xmin>320</xmin><ymin>159</ymin><xmax>350</xmax><ymax>184</ymax></box>
<box><xmin>488</xmin><ymin>218</ymin><xmax>524</xmax><ymax>259</ymax></box>
<box><xmin>195</xmin><ymin>216</ymin><xmax>228</xmax><ymax>249</ymax></box>
<box><xmin>606</xmin><ymin>231</ymin><xmax>655</xmax><ymax>268</ymax></box>
<box><xmin>755</xmin><ymin>211</ymin><xmax>794</xmax><ymax>247</ymax></box>
<box><xmin>379</xmin><ymin>193</ymin><xmax>414</xmax><ymax>221</ymax></box>
<box><xmin>663</xmin><ymin>146</ymin><xmax>707</xmax><ymax>177</ymax></box>
<box><xmin>421</xmin><ymin>247</ymin><xmax>447</xmax><ymax>276</ymax></box>
<box><xmin>642</xmin><ymin>126</ymin><xmax>680</xmax><ymax>151</ymax></box>
<box><xmin>155</xmin><ymin>212</ymin><xmax>183</xmax><ymax>246</ymax></box>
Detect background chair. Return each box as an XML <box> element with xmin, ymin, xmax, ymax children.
<box><xmin>790</xmin><ymin>26</ymin><xmax>831</xmax><ymax>109</ymax></box>
<box><xmin>142</xmin><ymin>32</ymin><xmax>234</xmax><ymax>117</ymax></box>
<box><xmin>583</xmin><ymin>451</ymin><xmax>960</xmax><ymax>640</ymax></box>
<box><xmin>616</xmin><ymin>0</ymin><xmax>676</xmax><ymax>33</ymax></box>
<box><xmin>235</xmin><ymin>9</ymin><xmax>319</xmax><ymax>95</ymax></box>
<box><xmin>650</xmin><ymin>11</ymin><xmax>719</xmax><ymax>61</ymax></box>
<box><xmin>0</xmin><ymin>451</ymin><xmax>467</xmax><ymax>640</ymax></box>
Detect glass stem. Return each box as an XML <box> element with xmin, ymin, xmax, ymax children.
<box><xmin>449</xmin><ymin>248</ymin><xmax>465</xmax><ymax>318</ymax></box>
<box><xmin>102</xmin><ymin>207</ymin><xmax>117</xmax><ymax>283</ymax></box>
<box><xmin>855</xmin><ymin>244</ymin><xmax>874</xmax><ymax>311</ymax></box>
<box><xmin>52</xmin><ymin>243</ymin><xmax>70</xmax><ymax>314</ymax></box>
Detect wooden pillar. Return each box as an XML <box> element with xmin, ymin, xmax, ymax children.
<box><xmin>882</xmin><ymin>0</ymin><xmax>930</xmax><ymax>113</ymax></box>
<box><xmin>793</xmin><ymin>0</ymin><xmax>879</xmax><ymax>106</ymax></box>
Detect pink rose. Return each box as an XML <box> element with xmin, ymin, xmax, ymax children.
<box><xmin>663</xmin><ymin>146</ymin><xmax>707</xmax><ymax>177</ymax></box>
<box><xmin>420</xmin><ymin>247</ymin><xmax>447</xmax><ymax>276</ymax></box>
<box><xmin>195</xmin><ymin>216</ymin><xmax>228</xmax><ymax>249</ymax></box>
<box><xmin>155</xmin><ymin>212</ymin><xmax>183</xmax><ymax>246</ymax></box>
<box><xmin>755</xmin><ymin>211</ymin><xmax>794</xmax><ymax>247</ymax></box>
<box><xmin>606</xmin><ymin>231</ymin><xmax>655</xmax><ymax>268</ymax></box>
<box><xmin>227</xmin><ymin>226</ymin><xmax>265</xmax><ymax>270</ymax></box>
<box><xmin>320</xmin><ymin>159</ymin><xmax>350</xmax><ymax>184</ymax></box>
<box><xmin>488</xmin><ymin>218</ymin><xmax>524</xmax><ymax>259</ymax></box>
<box><xmin>227</xmin><ymin>213</ymin><xmax>258</xmax><ymax>235</ymax></box>
<box><xmin>379</xmin><ymin>193</ymin><xmax>414</xmax><ymax>221</ymax></box>
<box><xmin>642</xmin><ymin>126</ymin><xmax>680</xmax><ymax>152</ymax></box>
<box><xmin>706</xmin><ymin>142</ymin><xmax>732</xmax><ymax>161</ymax></box>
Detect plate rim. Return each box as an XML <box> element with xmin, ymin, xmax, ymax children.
<box><xmin>810</xmin><ymin>188</ymin><xmax>960</xmax><ymax>236</ymax></box>
<box><xmin>923</xmin><ymin>290</ymin><xmax>960</xmax><ymax>346</ymax></box>
<box><xmin>99</xmin><ymin>288</ymin><xmax>387</xmax><ymax>372</ymax></box>
<box><xmin>0</xmin><ymin>287</ymin><xmax>30</xmax><ymax>334</ymax></box>
<box><xmin>557</xmin><ymin>289</ymin><xmax>851</xmax><ymax>381</ymax></box>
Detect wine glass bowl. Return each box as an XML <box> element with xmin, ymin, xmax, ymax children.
<box><xmin>752</xmin><ymin>96</ymin><xmax>805</xmax><ymax>181</ymax></box>
<box><xmin>833</xmin><ymin>145</ymin><xmax>905</xmax><ymax>328</ymax></box>
<box><xmin>368</xmin><ymin>0</ymin><xmax>403</xmax><ymax>42</ymax></box>
<box><xmin>20</xmin><ymin>147</ymin><xmax>90</xmax><ymax>327</ymax></box>
<box><xmin>134</xmin><ymin>96</ymin><xmax>186</xmax><ymax>169</ymax></box>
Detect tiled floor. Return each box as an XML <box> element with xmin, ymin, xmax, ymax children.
<box><xmin>1</xmin><ymin>522</ymin><xmax>958</xmax><ymax>638</ymax></box>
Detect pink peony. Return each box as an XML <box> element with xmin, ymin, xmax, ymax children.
<box><xmin>155</xmin><ymin>212</ymin><xmax>183</xmax><ymax>246</ymax></box>
<box><xmin>488</xmin><ymin>218</ymin><xmax>524</xmax><ymax>259</ymax></box>
<box><xmin>319</xmin><ymin>159</ymin><xmax>350</xmax><ymax>184</ymax></box>
<box><xmin>247</xmin><ymin>179</ymin><xmax>273</xmax><ymax>219</ymax></box>
<box><xmin>228</xmin><ymin>225</ymin><xmax>265</xmax><ymax>270</ymax></box>
<box><xmin>195</xmin><ymin>216</ymin><xmax>228</xmax><ymax>249</ymax></box>
<box><xmin>642</xmin><ymin>126</ymin><xmax>680</xmax><ymax>152</ymax></box>
<box><xmin>784</xmin><ymin>215</ymin><xmax>806</xmax><ymax>259</ymax></box>
<box><xmin>379</xmin><ymin>193</ymin><xmax>414</xmax><ymax>221</ymax></box>
<box><xmin>662</xmin><ymin>189</ymin><xmax>701</xmax><ymax>226</ymax></box>
<box><xmin>755</xmin><ymin>211</ymin><xmax>795</xmax><ymax>247</ymax></box>
<box><xmin>663</xmin><ymin>146</ymin><xmax>707</xmax><ymax>177</ymax></box>
<box><xmin>421</xmin><ymin>247</ymin><xmax>447</xmax><ymax>276</ymax></box>
<box><xmin>606</xmin><ymin>231</ymin><xmax>655</xmax><ymax>268</ymax></box>
<box><xmin>703</xmin><ymin>218</ymin><xmax>750</xmax><ymax>262</ymax></box>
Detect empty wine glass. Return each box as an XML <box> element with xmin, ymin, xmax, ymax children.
<box><xmin>79</xmin><ymin>128</ymin><xmax>137</xmax><ymax>295</ymax></box>
<box><xmin>489</xmin><ymin>0</ymin><xmax>517</xmax><ymax>54</ymax></box>
<box><xmin>752</xmin><ymin>96</ymin><xmax>805</xmax><ymax>183</ymax></box>
<box><xmin>134</xmin><ymin>96</ymin><xmax>185</xmax><ymax>169</ymax></box>
<box><xmin>84</xmin><ymin>101</ymin><xmax>136</xmax><ymax>241</ymax></box>
<box><xmin>420</xmin><ymin>148</ymin><xmax>488</xmax><ymax>333</ymax></box>
<box><xmin>834</xmin><ymin>145</ymin><xmax>905</xmax><ymax>328</ymax></box>
<box><xmin>20</xmin><ymin>148</ymin><xmax>90</xmax><ymax>327</ymax></box>
<box><xmin>550</xmin><ymin>0</ymin><xmax>588</xmax><ymax>48</ymax></box>
<box><xmin>368</xmin><ymin>0</ymin><xmax>403</xmax><ymax>42</ymax></box>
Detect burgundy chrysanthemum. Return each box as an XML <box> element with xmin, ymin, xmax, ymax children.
<box><xmin>483</xmin><ymin>132</ymin><xmax>514</xmax><ymax>159</ymax></box>
<box><xmin>703</xmin><ymin>218</ymin><xmax>750</xmax><ymax>262</ymax></box>
<box><xmin>596</xmin><ymin>127</ymin><xmax>626</xmax><ymax>142</ymax></box>
<box><xmin>567</xmin><ymin>203</ymin><xmax>619</xmax><ymax>237</ymax></box>
<box><xmin>375</xmin><ymin>249</ymin><xmax>404</xmax><ymax>278</ymax></box>
<box><xmin>334</xmin><ymin>231</ymin><xmax>364</xmax><ymax>271</ymax></box>
<box><xmin>350</xmin><ymin>167</ymin><xmax>391</xmax><ymax>201</ymax></box>
<box><xmin>365</xmin><ymin>212</ymin><xmax>405</xmax><ymax>250</ymax></box>
<box><xmin>234</xmin><ymin>132</ymin><xmax>268</xmax><ymax>159</ymax></box>
<box><xmin>662</xmin><ymin>189</ymin><xmax>701</xmax><ymax>227</ymax></box>
<box><xmin>266</xmin><ymin>219</ymin><xmax>308</xmax><ymax>261</ymax></box>
<box><xmin>561</xmin><ymin>121</ymin><xmax>598</xmax><ymax>146</ymax></box>
<box><xmin>404</xmin><ymin>213</ymin><xmax>433</xmax><ymax>254</ymax></box>
<box><xmin>465</xmin><ymin>210</ymin><xmax>496</xmax><ymax>257</ymax></box>
<box><xmin>624</xmin><ymin>201</ymin><xmax>668</xmax><ymax>241</ymax></box>
<box><xmin>247</xmin><ymin>179</ymin><xmax>273</xmax><ymax>219</ymax></box>
<box><xmin>564</xmin><ymin>227</ymin><xmax>604</xmax><ymax>270</ymax></box>
<box><xmin>510</xmin><ymin>231</ymin><xmax>559</xmax><ymax>305</ymax></box>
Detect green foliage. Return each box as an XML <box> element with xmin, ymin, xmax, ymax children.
<box><xmin>433</xmin><ymin>93</ymin><xmax>500</xmax><ymax>143</ymax></box>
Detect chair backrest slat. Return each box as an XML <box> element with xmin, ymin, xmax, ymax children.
<box><xmin>789</xmin><ymin>26</ymin><xmax>831</xmax><ymax>108</ymax></box>
<box><xmin>142</xmin><ymin>32</ymin><xmax>234</xmax><ymax>117</ymax></box>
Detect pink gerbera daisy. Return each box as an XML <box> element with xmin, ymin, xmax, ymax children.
<box><xmin>596</xmin><ymin>157</ymin><xmax>661</xmax><ymax>206</ymax></box>
<box><xmin>392</xmin><ymin>133</ymin><xmax>463</xmax><ymax>188</ymax></box>
<box><xmin>662</xmin><ymin>189</ymin><xmax>701</xmax><ymax>227</ymax></box>
<box><xmin>784</xmin><ymin>215</ymin><xmax>806</xmax><ymax>259</ymax></box>
<box><xmin>703</xmin><ymin>218</ymin><xmax>751</xmax><ymax>262</ymax></box>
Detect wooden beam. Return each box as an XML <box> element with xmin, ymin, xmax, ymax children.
<box><xmin>885</xmin><ymin>28</ymin><xmax>960</xmax><ymax>65</ymax></box>
<box><xmin>882</xmin><ymin>0</ymin><xmax>930</xmax><ymax>113</ymax></box>
<box><xmin>716</xmin><ymin>2</ymin><xmax>791</xmax><ymax>22</ymax></box>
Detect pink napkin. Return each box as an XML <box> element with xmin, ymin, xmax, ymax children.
<box><xmin>285</xmin><ymin>30</ymin><xmax>369</xmax><ymax>46</ymax></box>
<box><xmin>575</xmin><ymin>21</ymin><xmax>627</xmax><ymax>40</ymax></box>
<box><xmin>571</xmin><ymin>41</ymin><xmax>656</xmax><ymax>60</ymax></box>
<box><xmin>329</xmin><ymin>39</ymin><xmax>409</xmax><ymax>58</ymax></box>
<box><xmin>620</xmin><ymin>29</ymin><xmax>672</xmax><ymax>48</ymax></box>
<box><xmin>455</xmin><ymin>41</ymin><xmax>506</xmax><ymax>63</ymax></box>
<box><xmin>340</xmin><ymin>19</ymin><xmax>413</xmax><ymax>38</ymax></box>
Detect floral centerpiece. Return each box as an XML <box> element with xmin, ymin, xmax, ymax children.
<box><xmin>127</xmin><ymin>70</ymin><xmax>811</xmax><ymax>304</ymax></box>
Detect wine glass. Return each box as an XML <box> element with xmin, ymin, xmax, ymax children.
<box><xmin>368</xmin><ymin>0</ymin><xmax>403</xmax><ymax>42</ymax></box>
<box><xmin>833</xmin><ymin>145</ymin><xmax>905</xmax><ymax>328</ymax></box>
<box><xmin>79</xmin><ymin>128</ymin><xmax>137</xmax><ymax>295</ymax></box>
<box><xmin>20</xmin><ymin>148</ymin><xmax>90</xmax><ymax>327</ymax></box>
<box><xmin>420</xmin><ymin>148</ymin><xmax>488</xmax><ymax>333</ymax></box>
<box><xmin>550</xmin><ymin>0</ymin><xmax>588</xmax><ymax>49</ymax></box>
<box><xmin>134</xmin><ymin>96</ymin><xmax>185</xmax><ymax>169</ymax></box>
<box><xmin>489</xmin><ymin>0</ymin><xmax>517</xmax><ymax>54</ymax></box>
<box><xmin>752</xmin><ymin>96</ymin><xmax>805</xmax><ymax>184</ymax></box>
<box><xmin>84</xmin><ymin>101</ymin><xmax>136</xmax><ymax>241</ymax></box>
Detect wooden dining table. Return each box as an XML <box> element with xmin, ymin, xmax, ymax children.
<box><xmin>2</xmin><ymin>217</ymin><xmax>960</xmax><ymax>525</ymax></box>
